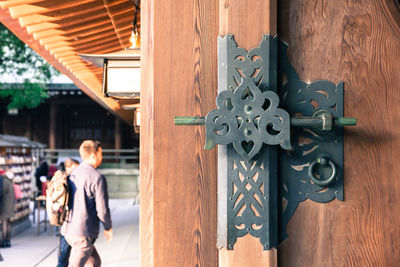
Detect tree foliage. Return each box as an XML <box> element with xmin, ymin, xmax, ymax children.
<box><xmin>0</xmin><ymin>82</ymin><xmax>49</xmax><ymax>109</ymax></box>
<box><xmin>0</xmin><ymin>23</ymin><xmax>59</xmax><ymax>109</ymax></box>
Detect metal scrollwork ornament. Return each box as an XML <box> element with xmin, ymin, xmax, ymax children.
<box><xmin>205</xmin><ymin>35</ymin><xmax>291</xmax><ymax>161</ymax></box>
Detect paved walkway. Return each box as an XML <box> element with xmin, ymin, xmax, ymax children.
<box><xmin>0</xmin><ymin>199</ymin><xmax>139</xmax><ymax>267</ymax></box>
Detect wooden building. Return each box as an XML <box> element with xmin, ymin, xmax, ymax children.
<box><xmin>0</xmin><ymin>83</ymin><xmax>138</xmax><ymax>150</ymax></box>
<box><xmin>1</xmin><ymin>0</ymin><xmax>400</xmax><ymax>266</ymax></box>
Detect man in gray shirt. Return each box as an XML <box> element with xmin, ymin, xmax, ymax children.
<box><xmin>62</xmin><ymin>140</ymin><xmax>112</xmax><ymax>267</ymax></box>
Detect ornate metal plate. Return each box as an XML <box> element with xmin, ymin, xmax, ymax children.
<box><xmin>278</xmin><ymin>40</ymin><xmax>344</xmax><ymax>243</ymax></box>
<box><xmin>209</xmin><ymin>34</ymin><xmax>345</xmax><ymax>250</ymax></box>
<box><xmin>216</xmin><ymin>35</ymin><xmax>281</xmax><ymax>250</ymax></box>
<box><xmin>206</xmin><ymin>35</ymin><xmax>291</xmax><ymax>161</ymax></box>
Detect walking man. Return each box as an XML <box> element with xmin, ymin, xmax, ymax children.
<box><xmin>57</xmin><ymin>158</ymin><xmax>80</xmax><ymax>267</ymax></box>
<box><xmin>62</xmin><ymin>140</ymin><xmax>112</xmax><ymax>267</ymax></box>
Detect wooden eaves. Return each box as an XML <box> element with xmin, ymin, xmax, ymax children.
<box><xmin>0</xmin><ymin>0</ymin><xmax>140</xmax><ymax>123</ymax></box>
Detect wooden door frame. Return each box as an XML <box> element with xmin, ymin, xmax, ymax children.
<box><xmin>140</xmin><ymin>0</ymin><xmax>278</xmax><ymax>266</ymax></box>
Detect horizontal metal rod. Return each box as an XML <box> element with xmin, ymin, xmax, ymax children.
<box><xmin>174</xmin><ymin>116</ymin><xmax>206</xmax><ymax>125</ymax></box>
<box><xmin>335</xmin><ymin>117</ymin><xmax>357</xmax><ymax>126</ymax></box>
<box><xmin>174</xmin><ymin>116</ymin><xmax>357</xmax><ymax>127</ymax></box>
<box><xmin>290</xmin><ymin>117</ymin><xmax>322</xmax><ymax>127</ymax></box>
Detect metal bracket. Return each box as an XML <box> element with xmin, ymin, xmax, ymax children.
<box><xmin>174</xmin><ymin>34</ymin><xmax>357</xmax><ymax>250</ymax></box>
<box><xmin>278</xmin><ymin>40</ymin><xmax>346</xmax><ymax>242</ymax></box>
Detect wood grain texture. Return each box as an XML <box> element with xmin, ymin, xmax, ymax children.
<box><xmin>140</xmin><ymin>0</ymin><xmax>218</xmax><ymax>266</ymax></box>
<box><xmin>218</xmin><ymin>1</ymin><xmax>277</xmax><ymax>266</ymax></box>
<box><xmin>219</xmin><ymin>235</ymin><xmax>277</xmax><ymax>267</ymax></box>
<box><xmin>278</xmin><ymin>0</ymin><xmax>400</xmax><ymax>266</ymax></box>
<box><xmin>219</xmin><ymin>0</ymin><xmax>277</xmax><ymax>50</ymax></box>
<box><xmin>139</xmin><ymin>0</ymin><xmax>154</xmax><ymax>265</ymax></box>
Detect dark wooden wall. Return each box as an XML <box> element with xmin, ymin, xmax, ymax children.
<box><xmin>0</xmin><ymin>94</ymin><xmax>138</xmax><ymax>149</ymax></box>
<box><xmin>140</xmin><ymin>0</ymin><xmax>219</xmax><ymax>266</ymax></box>
<box><xmin>278</xmin><ymin>0</ymin><xmax>400</xmax><ymax>266</ymax></box>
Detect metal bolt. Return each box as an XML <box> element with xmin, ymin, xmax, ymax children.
<box><xmin>244</xmin><ymin>105</ymin><xmax>252</xmax><ymax>113</ymax></box>
<box><xmin>317</xmin><ymin>157</ymin><xmax>328</xmax><ymax>166</ymax></box>
<box><xmin>244</xmin><ymin>128</ymin><xmax>252</xmax><ymax>136</ymax></box>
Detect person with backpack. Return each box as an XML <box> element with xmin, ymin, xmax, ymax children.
<box><xmin>0</xmin><ymin>169</ymin><xmax>15</xmax><ymax>248</ymax></box>
<box><xmin>47</xmin><ymin>158</ymin><xmax>79</xmax><ymax>267</ymax></box>
<box><xmin>61</xmin><ymin>140</ymin><xmax>112</xmax><ymax>267</ymax></box>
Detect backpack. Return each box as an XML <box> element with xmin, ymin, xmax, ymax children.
<box><xmin>46</xmin><ymin>170</ymin><xmax>69</xmax><ymax>226</ymax></box>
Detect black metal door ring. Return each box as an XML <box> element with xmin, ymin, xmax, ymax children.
<box><xmin>308</xmin><ymin>157</ymin><xmax>337</xmax><ymax>186</ymax></box>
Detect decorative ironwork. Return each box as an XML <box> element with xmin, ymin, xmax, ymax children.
<box><xmin>174</xmin><ymin>34</ymin><xmax>355</xmax><ymax>251</ymax></box>
<box><xmin>278</xmin><ymin>40</ymin><xmax>344</xmax><ymax>243</ymax></box>
<box><xmin>217</xmin><ymin>35</ymin><xmax>280</xmax><ymax>250</ymax></box>
<box><xmin>227</xmin><ymin>146</ymin><xmax>277</xmax><ymax>250</ymax></box>
<box><xmin>205</xmin><ymin>35</ymin><xmax>291</xmax><ymax>161</ymax></box>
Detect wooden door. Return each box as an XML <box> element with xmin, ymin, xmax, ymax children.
<box><xmin>140</xmin><ymin>0</ymin><xmax>400</xmax><ymax>266</ymax></box>
<box><xmin>278</xmin><ymin>0</ymin><xmax>400</xmax><ymax>266</ymax></box>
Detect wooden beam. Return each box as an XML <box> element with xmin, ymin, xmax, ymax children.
<box><xmin>70</xmin><ymin>28</ymin><xmax>131</xmax><ymax>45</ymax></box>
<box><xmin>113</xmin><ymin>20</ymin><xmax>132</xmax><ymax>32</ymax></box>
<box><xmin>63</xmin><ymin>62</ymin><xmax>88</xmax><ymax>69</ymax></box>
<box><xmin>59</xmin><ymin>58</ymin><xmax>83</xmax><ymax>65</ymax></box>
<box><xmin>34</xmin><ymin>22</ymin><xmax>114</xmax><ymax>40</ymax></box>
<box><xmin>44</xmin><ymin>41</ymin><xmax>71</xmax><ymax>50</ymax></box>
<box><xmin>218</xmin><ymin>1</ymin><xmax>277</xmax><ymax>267</ymax></box>
<box><xmin>87</xmin><ymin>46</ymin><xmax>120</xmax><ymax>54</ymax></box>
<box><xmin>26</xmin><ymin>13</ymin><xmax>109</xmax><ymax>34</ymax></box>
<box><xmin>0</xmin><ymin>7</ymin><xmax>133</xmax><ymax>123</ymax></box>
<box><xmin>38</xmin><ymin>27</ymin><xmax>116</xmax><ymax>45</ymax></box>
<box><xmin>108</xmin><ymin>3</ymin><xmax>135</xmax><ymax>18</ymax></box>
<box><xmin>140</xmin><ymin>0</ymin><xmax>218</xmax><ymax>266</ymax></box>
<box><xmin>103</xmin><ymin>0</ymin><xmax>126</xmax><ymax>49</ymax></box>
<box><xmin>72</xmin><ymin>34</ymin><xmax>128</xmax><ymax>50</ymax></box>
<box><xmin>48</xmin><ymin>45</ymin><xmax>74</xmax><ymax>54</ymax></box>
<box><xmin>77</xmin><ymin>41</ymin><xmax>121</xmax><ymax>54</ymax></box>
<box><xmin>53</xmin><ymin>16</ymin><xmax>111</xmax><ymax>34</ymax></box>
<box><xmin>49</xmin><ymin>99</ymin><xmax>57</xmax><ymax>149</ymax></box>
<box><xmin>115</xmin><ymin>118</ymin><xmax>122</xmax><ymax>150</ymax></box>
<box><xmin>0</xmin><ymin>0</ymin><xmax>46</xmax><ymax>9</ymax></box>
<box><xmin>52</xmin><ymin>51</ymin><xmax>76</xmax><ymax>59</ymax></box>
<box><xmin>8</xmin><ymin>0</ymin><xmax>96</xmax><ymax>18</ymax></box>
<box><xmin>18</xmin><ymin>0</ymin><xmax>105</xmax><ymax>27</ymax></box>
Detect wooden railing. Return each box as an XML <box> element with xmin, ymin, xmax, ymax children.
<box><xmin>43</xmin><ymin>148</ymin><xmax>139</xmax><ymax>168</ymax></box>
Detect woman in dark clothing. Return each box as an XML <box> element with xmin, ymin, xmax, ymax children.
<box><xmin>0</xmin><ymin>170</ymin><xmax>15</xmax><ymax>247</ymax></box>
<box><xmin>34</xmin><ymin>158</ymin><xmax>48</xmax><ymax>195</ymax></box>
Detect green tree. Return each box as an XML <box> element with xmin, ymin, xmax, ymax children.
<box><xmin>0</xmin><ymin>23</ymin><xmax>60</xmax><ymax>109</ymax></box>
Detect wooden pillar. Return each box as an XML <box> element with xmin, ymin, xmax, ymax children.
<box><xmin>115</xmin><ymin>118</ymin><xmax>122</xmax><ymax>150</ymax></box>
<box><xmin>218</xmin><ymin>0</ymin><xmax>278</xmax><ymax>267</ymax></box>
<box><xmin>140</xmin><ymin>0</ymin><xmax>218</xmax><ymax>266</ymax></box>
<box><xmin>49</xmin><ymin>99</ymin><xmax>57</xmax><ymax>150</ymax></box>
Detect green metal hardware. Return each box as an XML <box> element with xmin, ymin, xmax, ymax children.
<box><xmin>174</xmin><ymin>34</ymin><xmax>359</xmax><ymax>250</ymax></box>
<box><xmin>175</xmin><ymin>113</ymin><xmax>357</xmax><ymax>131</ymax></box>
<box><xmin>308</xmin><ymin>156</ymin><xmax>338</xmax><ymax>187</ymax></box>
<box><xmin>174</xmin><ymin>116</ymin><xmax>205</xmax><ymax>125</ymax></box>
